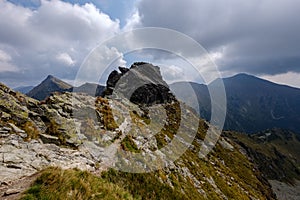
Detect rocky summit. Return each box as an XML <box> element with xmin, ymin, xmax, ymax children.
<box><xmin>102</xmin><ymin>62</ymin><xmax>176</xmax><ymax>106</ymax></box>
<box><xmin>1</xmin><ymin>63</ymin><xmax>297</xmax><ymax>199</ymax></box>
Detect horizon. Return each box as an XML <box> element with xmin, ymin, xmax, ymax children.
<box><xmin>11</xmin><ymin>70</ymin><xmax>300</xmax><ymax>91</ymax></box>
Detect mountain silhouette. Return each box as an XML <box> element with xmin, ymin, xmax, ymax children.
<box><xmin>27</xmin><ymin>75</ymin><xmax>72</xmax><ymax>100</ymax></box>
<box><xmin>171</xmin><ymin>73</ymin><xmax>300</xmax><ymax>133</ymax></box>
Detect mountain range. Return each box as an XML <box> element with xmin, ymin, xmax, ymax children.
<box><xmin>170</xmin><ymin>74</ymin><xmax>300</xmax><ymax>134</ymax></box>
<box><xmin>1</xmin><ymin>63</ymin><xmax>299</xmax><ymax>199</ymax></box>
<box><xmin>24</xmin><ymin>72</ymin><xmax>300</xmax><ymax>134</ymax></box>
<box><xmin>26</xmin><ymin>75</ymin><xmax>105</xmax><ymax>100</ymax></box>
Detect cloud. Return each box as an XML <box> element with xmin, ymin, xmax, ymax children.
<box><xmin>0</xmin><ymin>0</ymin><xmax>120</xmax><ymax>87</ymax></box>
<box><xmin>136</xmin><ymin>0</ymin><xmax>300</xmax><ymax>76</ymax></box>
<box><xmin>123</xmin><ymin>11</ymin><xmax>141</xmax><ymax>31</ymax></box>
<box><xmin>260</xmin><ymin>72</ymin><xmax>300</xmax><ymax>89</ymax></box>
<box><xmin>0</xmin><ymin>49</ymin><xmax>18</xmax><ymax>72</ymax></box>
<box><xmin>56</xmin><ymin>52</ymin><xmax>75</xmax><ymax>67</ymax></box>
<box><xmin>75</xmin><ymin>45</ymin><xmax>127</xmax><ymax>86</ymax></box>
<box><xmin>0</xmin><ymin>49</ymin><xmax>11</xmax><ymax>62</ymax></box>
<box><xmin>160</xmin><ymin>65</ymin><xmax>184</xmax><ymax>82</ymax></box>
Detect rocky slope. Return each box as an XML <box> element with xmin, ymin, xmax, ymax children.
<box><xmin>0</xmin><ymin>63</ymin><xmax>281</xmax><ymax>199</ymax></box>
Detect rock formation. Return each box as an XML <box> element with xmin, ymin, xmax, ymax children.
<box><xmin>102</xmin><ymin>62</ymin><xmax>176</xmax><ymax>106</ymax></box>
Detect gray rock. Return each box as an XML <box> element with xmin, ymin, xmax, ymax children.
<box><xmin>40</xmin><ymin>134</ymin><xmax>60</xmax><ymax>145</ymax></box>
<box><xmin>4</xmin><ymin>188</ymin><xmax>22</xmax><ymax>196</ymax></box>
<box><xmin>8</xmin><ymin>123</ymin><xmax>25</xmax><ymax>134</ymax></box>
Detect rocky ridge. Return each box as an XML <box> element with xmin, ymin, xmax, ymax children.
<box><xmin>0</xmin><ymin>64</ymin><xmax>277</xmax><ymax>199</ymax></box>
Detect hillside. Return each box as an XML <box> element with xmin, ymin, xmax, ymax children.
<box><xmin>225</xmin><ymin>129</ymin><xmax>300</xmax><ymax>184</ymax></box>
<box><xmin>0</xmin><ymin>63</ymin><xmax>279</xmax><ymax>199</ymax></box>
<box><xmin>171</xmin><ymin>74</ymin><xmax>300</xmax><ymax>134</ymax></box>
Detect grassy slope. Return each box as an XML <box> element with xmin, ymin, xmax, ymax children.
<box><xmin>20</xmin><ymin>168</ymin><xmax>134</xmax><ymax>200</ymax></box>
<box><xmin>225</xmin><ymin>129</ymin><xmax>300</xmax><ymax>184</ymax></box>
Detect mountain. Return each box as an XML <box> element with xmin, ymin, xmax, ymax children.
<box><xmin>27</xmin><ymin>75</ymin><xmax>72</xmax><ymax>100</ymax></box>
<box><xmin>171</xmin><ymin>74</ymin><xmax>300</xmax><ymax>134</ymax></box>
<box><xmin>14</xmin><ymin>86</ymin><xmax>34</xmax><ymax>94</ymax></box>
<box><xmin>27</xmin><ymin>75</ymin><xmax>105</xmax><ymax>100</ymax></box>
<box><xmin>72</xmin><ymin>82</ymin><xmax>105</xmax><ymax>97</ymax></box>
<box><xmin>0</xmin><ymin>65</ymin><xmax>278</xmax><ymax>199</ymax></box>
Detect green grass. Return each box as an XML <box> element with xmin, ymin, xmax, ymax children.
<box><xmin>101</xmin><ymin>169</ymin><xmax>186</xmax><ymax>200</ymax></box>
<box><xmin>21</xmin><ymin>167</ymin><xmax>134</xmax><ymax>200</ymax></box>
<box><xmin>225</xmin><ymin>130</ymin><xmax>300</xmax><ymax>184</ymax></box>
<box><xmin>121</xmin><ymin>135</ymin><xmax>141</xmax><ymax>153</ymax></box>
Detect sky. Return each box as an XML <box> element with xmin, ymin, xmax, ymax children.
<box><xmin>0</xmin><ymin>0</ymin><xmax>300</xmax><ymax>88</ymax></box>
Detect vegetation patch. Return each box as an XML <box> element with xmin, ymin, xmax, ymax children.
<box><xmin>95</xmin><ymin>97</ymin><xmax>118</xmax><ymax>131</ymax></box>
<box><xmin>121</xmin><ymin>135</ymin><xmax>141</xmax><ymax>153</ymax></box>
<box><xmin>101</xmin><ymin>169</ymin><xmax>186</xmax><ymax>200</ymax></box>
<box><xmin>21</xmin><ymin>167</ymin><xmax>134</xmax><ymax>200</ymax></box>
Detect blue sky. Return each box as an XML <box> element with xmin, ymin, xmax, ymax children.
<box><xmin>1</xmin><ymin>0</ymin><xmax>300</xmax><ymax>88</ymax></box>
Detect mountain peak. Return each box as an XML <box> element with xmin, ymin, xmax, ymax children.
<box><xmin>46</xmin><ymin>74</ymin><xmax>55</xmax><ymax>79</ymax></box>
<box><xmin>27</xmin><ymin>75</ymin><xmax>72</xmax><ymax>100</ymax></box>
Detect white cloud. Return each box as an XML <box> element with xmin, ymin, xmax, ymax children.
<box><xmin>0</xmin><ymin>62</ymin><xmax>19</xmax><ymax>73</ymax></box>
<box><xmin>0</xmin><ymin>49</ymin><xmax>11</xmax><ymax>62</ymax></box>
<box><xmin>0</xmin><ymin>0</ymin><xmax>120</xmax><ymax>86</ymax></box>
<box><xmin>260</xmin><ymin>72</ymin><xmax>300</xmax><ymax>89</ymax></box>
<box><xmin>160</xmin><ymin>65</ymin><xmax>184</xmax><ymax>82</ymax></box>
<box><xmin>75</xmin><ymin>45</ymin><xmax>127</xmax><ymax>85</ymax></box>
<box><xmin>0</xmin><ymin>49</ymin><xmax>18</xmax><ymax>72</ymax></box>
<box><xmin>123</xmin><ymin>11</ymin><xmax>141</xmax><ymax>31</ymax></box>
<box><xmin>56</xmin><ymin>52</ymin><xmax>75</xmax><ymax>66</ymax></box>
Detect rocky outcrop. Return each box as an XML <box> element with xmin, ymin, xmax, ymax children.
<box><xmin>102</xmin><ymin>62</ymin><xmax>176</xmax><ymax>106</ymax></box>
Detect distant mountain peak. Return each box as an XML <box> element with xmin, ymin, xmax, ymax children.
<box><xmin>46</xmin><ymin>74</ymin><xmax>55</xmax><ymax>79</ymax></box>
<box><xmin>27</xmin><ymin>75</ymin><xmax>72</xmax><ymax>100</ymax></box>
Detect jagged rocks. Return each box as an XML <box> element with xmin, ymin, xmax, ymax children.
<box><xmin>102</xmin><ymin>62</ymin><xmax>176</xmax><ymax>106</ymax></box>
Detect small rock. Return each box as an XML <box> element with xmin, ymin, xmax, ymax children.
<box><xmin>10</xmin><ymin>140</ymin><xmax>19</xmax><ymax>147</ymax></box>
<box><xmin>3</xmin><ymin>127</ymin><xmax>12</xmax><ymax>132</ymax></box>
<box><xmin>19</xmin><ymin>132</ymin><xmax>28</xmax><ymax>138</ymax></box>
<box><xmin>4</xmin><ymin>188</ymin><xmax>22</xmax><ymax>196</ymax></box>
<box><xmin>40</xmin><ymin>134</ymin><xmax>60</xmax><ymax>145</ymax></box>
<box><xmin>8</xmin><ymin>123</ymin><xmax>25</xmax><ymax>134</ymax></box>
<box><xmin>0</xmin><ymin>130</ymin><xmax>9</xmax><ymax>134</ymax></box>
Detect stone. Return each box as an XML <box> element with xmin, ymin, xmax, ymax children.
<box><xmin>4</xmin><ymin>188</ymin><xmax>22</xmax><ymax>196</ymax></box>
<box><xmin>40</xmin><ymin>134</ymin><xmax>60</xmax><ymax>145</ymax></box>
<box><xmin>8</xmin><ymin>123</ymin><xmax>25</xmax><ymax>134</ymax></box>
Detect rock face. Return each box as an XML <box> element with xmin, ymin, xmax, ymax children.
<box><xmin>102</xmin><ymin>62</ymin><xmax>176</xmax><ymax>106</ymax></box>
